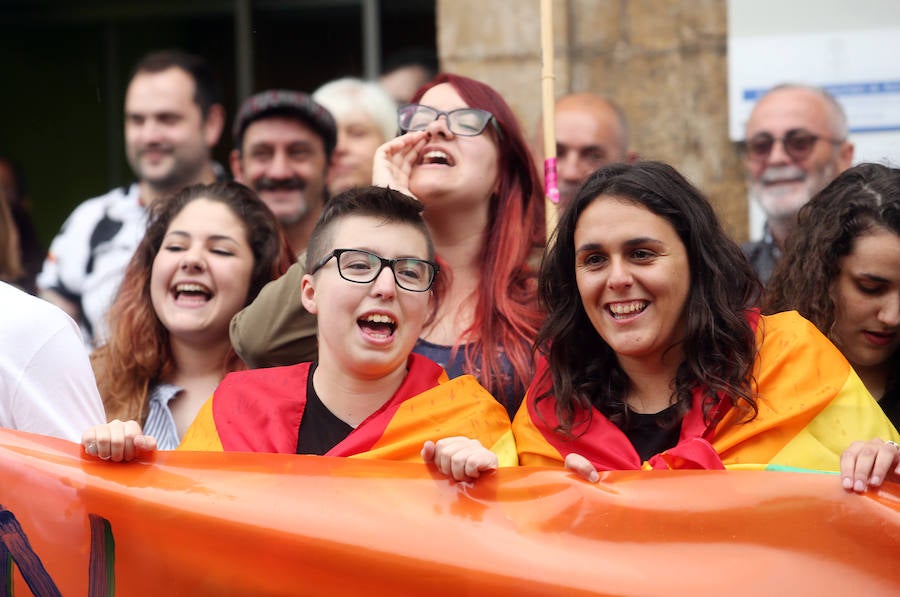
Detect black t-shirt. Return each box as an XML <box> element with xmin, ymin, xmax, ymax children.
<box><xmin>296</xmin><ymin>364</ymin><xmax>355</xmax><ymax>455</ymax></box>
<box><xmin>880</xmin><ymin>383</ymin><xmax>900</xmax><ymax>430</ymax></box>
<box><xmin>622</xmin><ymin>403</ymin><xmax>683</xmax><ymax>462</ymax></box>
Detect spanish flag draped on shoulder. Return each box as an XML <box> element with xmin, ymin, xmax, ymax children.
<box><xmin>180</xmin><ymin>353</ymin><xmax>517</xmax><ymax>464</ymax></box>
<box><xmin>514</xmin><ymin>311</ymin><xmax>900</xmax><ymax>471</ymax></box>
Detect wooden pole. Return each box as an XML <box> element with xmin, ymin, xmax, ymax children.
<box><xmin>540</xmin><ymin>0</ymin><xmax>559</xmax><ymax>243</ymax></box>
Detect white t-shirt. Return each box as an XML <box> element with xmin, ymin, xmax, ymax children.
<box><xmin>36</xmin><ymin>183</ymin><xmax>146</xmax><ymax>346</ymax></box>
<box><xmin>0</xmin><ymin>282</ymin><xmax>106</xmax><ymax>441</ymax></box>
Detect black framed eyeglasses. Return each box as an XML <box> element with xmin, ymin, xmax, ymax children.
<box><xmin>738</xmin><ymin>128</ymin><xmax>844</xmax><ymax>162</ymax></box>
<box><xmin>398</xmin><ymin>103</ymin><xmax>497</xmax><ymax>137</ymax></box>
<box><xmin>310</xmin><ymin>249</ymin><xmax>438</xmax><ymax>292</ymax></box>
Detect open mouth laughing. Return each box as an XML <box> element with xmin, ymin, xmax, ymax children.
<box><xmin>419</xmin><ymin>149</ymin><xmax>454</xmax><ymax>167</ymax></box>
<box><xmin>172</xmin><ymin>282</ymin><xmax>213</xmax><ymax>304</ymax></box>
<box><xmin>607</xmin><ymin>300</ymin><xmax>649</xmax><ymax>320</ymax></box>
<box><xmin>358</xmin><ymin>313</ymin><xmax>397</xmax><ymax>339</ymax></box>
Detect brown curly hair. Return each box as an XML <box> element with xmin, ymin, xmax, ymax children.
<box><xmin>765</xmin><ymin>162</ymin><xmax>900</xmax><ymax>395</ymax></box>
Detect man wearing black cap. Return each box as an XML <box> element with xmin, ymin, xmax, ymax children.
<box><xmin>230</xmin><ymin>90</ymin><xmax>336</xmax><ymax>255</ymax></box>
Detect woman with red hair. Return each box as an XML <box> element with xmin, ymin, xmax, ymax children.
<box><xmin>92</xmin><ymin>182</ymin><xmax>293</xmax><ymax>449</ymax></box>
<box><xmin>231</xmin><ymin>74</ymin><xmax>544</xmax><ymax>416</ymax></box>
<box><xmin>379</xmin><ymin>73</ymin><xmax>544</xmax><ymax>414</ymax></box>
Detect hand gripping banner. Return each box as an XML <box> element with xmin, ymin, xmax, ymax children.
<box><xmin>1</xmin><ymin>429</ymin><xmax>899</xmax><ymax>596</ymax></box>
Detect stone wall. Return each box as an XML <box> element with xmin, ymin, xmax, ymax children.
<box><xmin>436</xmin><ymin>0</ymin><xmax>749</xmax><ymax>240</ymax></box>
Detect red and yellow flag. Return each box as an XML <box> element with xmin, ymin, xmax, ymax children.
<box><xmin>515</xmin><ymin>311</ymin><xmax>900</xmax><ymax>471</ymax></box>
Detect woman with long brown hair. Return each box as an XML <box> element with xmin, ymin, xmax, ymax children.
<box><xmin>93</xmin><ymin>182</ymin><xmax>292</xmax><ymax>449</ymax></box>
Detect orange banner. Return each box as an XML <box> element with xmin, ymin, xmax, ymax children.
<box><xmin>1</xmin><ymin>428</ymin><xmax>899</xmax><ymax>596</ymax></box>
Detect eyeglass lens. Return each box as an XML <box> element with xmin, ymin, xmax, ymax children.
<box><xmin>398</xmin><ymin>104</ymin><xmax>492</xmax><ymax>136</ymax></box>
<box><xmin>337</xmin><ymin>249</ymin><xmax>434</xmax><ymax>291</ymax></box>
<box><xmin>745</xmin><ymin>129</ymin><xmax>820</xmax><ymax>161</ymax></box>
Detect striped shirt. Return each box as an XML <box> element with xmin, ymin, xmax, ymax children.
<box><xmin>143</xmin><ymin>383</ymin><xmax>183</xmax><ymax>450</ymax></box>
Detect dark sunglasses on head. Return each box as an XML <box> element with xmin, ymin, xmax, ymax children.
<box><xmin>397</xmin><ymin>103</ymin><xmax>498</xmax><ymax>137</ymax></box>
<box><xmin>738</xmin><ymin>128</ymin><xmax>844</xmax><ymax>162</ymax></box>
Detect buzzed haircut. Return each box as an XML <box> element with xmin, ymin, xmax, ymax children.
<box><xmin>602</xmin><ymin>97</ymin><xmax>630</xmax><ymax>148</ymax></box>
<box><xmin>305</xmin><ymin>186</ymin><xmax>434</xmax><ymax>271</ymax></box>
<box><xmin>557</xmin><ymin>92</ymin><xmax>630</xmax><ymax>150</ymax></box>
<box><xmin>130</xmin><ymin>49</ymin><xmax>223</xmax><ymax>119</ymax></box>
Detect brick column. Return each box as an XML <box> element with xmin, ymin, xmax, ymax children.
<box><xmin>436</xmin><ymin>0</ymin><xmax>748</xmax><ymax>240</ymax></box>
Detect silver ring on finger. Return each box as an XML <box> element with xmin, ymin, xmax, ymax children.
<box><xmin>885</xmin><ymin>440</ymin><xmax>900</xmax><ymax>450</ymax></box>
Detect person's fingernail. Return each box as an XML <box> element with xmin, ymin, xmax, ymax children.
<box><xmin>854</xmin><ymin>479</ymin><xmax>866</xmax><ymax>492</ymax></box>
<box><xmin>842</xmin><ymin>477</ymin><xmax>853</xmax><ymax>489</ymax></box>
<box><xmin>588</xmin><ymin>471</ymin><xmax>600</xmax><ymax>483</ymax></box>
<box><xmin>871</xmin><ymin>476</ymin><xmax>882</xmax><ymax>486</ymax></box>
<box><xmin>85</xmin><ymin>442</ymin><xmax>97</xmax><ymax>456</ymax></box>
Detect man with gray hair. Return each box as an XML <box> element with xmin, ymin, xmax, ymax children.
<box><xmin>313</xmin><ymin>78</ymin><xmax>397</xmax><ymax>195</ymax></box>
<box><xmin>740</xmin><ymin>84</ymin><xmax>854</xmax><ymax>284</ymax></box>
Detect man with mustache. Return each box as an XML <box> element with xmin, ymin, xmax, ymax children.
<box><xmin>37</xmin><ymin>50</ymin><xmax>225</xmax><ymax>346</ymax></box>
<box><xmin>229</xmin><ymin>90</ymin><xmax>336</xmax><ymax>255</ymax></box>
<box><xmin>741</xmin><ymin>84</ymin><xmax>854</xmax><ymax>284</ymax></box>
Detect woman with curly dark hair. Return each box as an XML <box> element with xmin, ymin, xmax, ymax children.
<box><xmin>501</xmin><ymin>161</ymin><xmax>897</xmax><ymax>479</ymax></box>
<box><xmin>766</xmin><ymin>163</ymin><xmax>900</xmax><ymax>421</ymax></box>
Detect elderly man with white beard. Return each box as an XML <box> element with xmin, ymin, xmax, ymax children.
<box><xmin>740</xmin><ymin>84</ymin><xmax>854</xmax><ymax>284</ymax></box>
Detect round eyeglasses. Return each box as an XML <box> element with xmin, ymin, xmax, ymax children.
<box><xmin>310</xmin><ymin>249</ymin><xmax>438</xmax><ymax>292</ymax></box>
<box><xmin>739</xmin><ymin>128</ymin><xmax>844</xmax><ymax>163</ymax></box>
<box><xmin>398</xmin><ymin>103</ymin><xmax>496</xmax><ymax>137</ymax></box>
